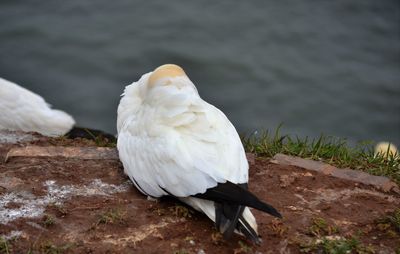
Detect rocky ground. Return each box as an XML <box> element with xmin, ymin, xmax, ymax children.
<box><xmin>0</xmin><ymin>131</ymin><xmax>399</xmax><ymax>253</ymax></box>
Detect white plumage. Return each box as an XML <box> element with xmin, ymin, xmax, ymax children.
<box><xmin>117</xmin><ymin>64</ymin><xmax>280</xmax><ymax>242</ymax></box>
<box><xmin>375</xmin><ymin>142</ymin><xmax>398</xmax><ymax>158</ymax></box>
<box><xmin>0</xmin><ymin>77</ymin><xmax>75</xmax><ymax>137</ymax></box>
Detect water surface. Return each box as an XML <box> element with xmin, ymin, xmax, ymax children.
<box><xmin>0</xmin><ymin>1</ymin><xmax>399</xmax><ymax>144</ymax></box>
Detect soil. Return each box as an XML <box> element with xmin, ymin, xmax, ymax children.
<box><xmin>0</xmin><ymin>134</ymin><xmax>399</xmax><ymax>253</ymax></box>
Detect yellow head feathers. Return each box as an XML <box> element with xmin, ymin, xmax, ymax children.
<box><xmin>148</xmin><ymin>64</ymin><xmax>187</xmax><ymax>87</ymax></box>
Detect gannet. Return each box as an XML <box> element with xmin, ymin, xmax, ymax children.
<box><xmin>0</xmin><ymin>77</ymin><xmax>117</xmax><ymax>142</ymax></box>
<box><xmin>0</xmin><ymin>77</ymin><xmax>75</xmax><ymax>137</ymax></box>
<box><xmin>117</xmin><ymin>64</ymin><xmax>281</xmax><ymax>243</ymax></box>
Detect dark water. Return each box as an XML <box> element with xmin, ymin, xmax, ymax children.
<box><xmin>0</xmin><ymin>1</ymin><xmax>399</xmax><ymax>145</ymax></box>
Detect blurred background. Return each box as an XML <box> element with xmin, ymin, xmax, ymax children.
<box><xmin>0</xmin><ymin>0</ymin><xmax>399</xmax><ymax>145</ymax></box>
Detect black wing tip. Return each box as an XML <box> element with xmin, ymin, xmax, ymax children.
<box><xmin>269</xmin><ymin>208</ymin><xmax>283</xmax><ymax>219</ymax></box>
<box><xmin>257</xmin><ymin>202</ymin><xmax>283</xmax><ymax>219</ymax></box>
<box><xmin>195</xmin><ymin>181</ymin><xmax>283</xmax><ymax>219</ymax></box>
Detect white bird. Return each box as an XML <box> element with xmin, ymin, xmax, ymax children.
<box><xmin>375</xmin><ymin>142</ymin><xmax>398</xmax><ymax>158</ymax></box>
<box><xmin>117</xmin><ymin>64</ymin><xmax>281</xmax><ymax>243</ymax></box>
<box><xmin>0</xmin><ymin>77</ymin><xmax>75</xmax><ymax>137</ymax></box>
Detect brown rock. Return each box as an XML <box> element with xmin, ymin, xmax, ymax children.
<box><xmin>271</xmin><ymin>153</ymin><xmax>399</xmax><ymax>192</ymax></box>
<box><xmin>246</xmin><ymin>153</ymin><xmax>256</xmax><ymax>166</ymax></box>
<box><xmin>5</xmin><ymin>146</ymin><xmax>119</xmax><ymax>162</ymax></box>
<box><xmin>1</xmin><ymin>134</ymin><xmax>400</xmax><ymax>253</ymax></box>
<box><xmin>272</xmin><ymin>153</ymin><xmax>327</xmax><ymax>172</ymax></box>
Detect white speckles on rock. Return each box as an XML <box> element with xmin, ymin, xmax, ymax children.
<box><xmin>0</xmin><ymin>179</ymin><xmax>130</xmax><ymax>224</ymax></box>
<box><xmin>45</xmin><ymin>179</ymin><xmax>130</xmax><ymax>202</ymax></box>
<box><xmin>0</xmin><ymin>130</ymin><xmax>38</xmax><ymax>144</ymax></box>
<box><xmin>0</xmin><ymin>191</ymin><xmax>46</xmax><ymax>223</ymax></box>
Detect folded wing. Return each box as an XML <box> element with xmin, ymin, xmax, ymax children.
<box><xmin>117</xmin><ymin>85</ymin><xmax>248</xmax><ymax>198</ymax></box>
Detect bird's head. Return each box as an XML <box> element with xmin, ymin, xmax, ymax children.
<box><xmin>148</xmin><ymin>64</ymin><xmax>186</xmax><ymax>86</ymax></box>
<box><xmin>145</xmin><ymin>64</ymin><xmax>198</xmax><ymax>93</ymax></box>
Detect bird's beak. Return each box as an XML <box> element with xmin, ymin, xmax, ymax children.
<box><xmin>148</xmin><ymin>64</ymin><xmax>187</xmax><ymax>87</ymax></box>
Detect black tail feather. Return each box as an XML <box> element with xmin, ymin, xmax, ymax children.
<box><xmin>194</xmin><ymin>181</ymin><xmax>282</xmax><ymax>219</ymax></box>
<box><xmin>215</xmin><ymin>203</ymin><xmax>224</xmax><ymax>232</ymax></box>
<box><xmin>215</xmin><ymin>202</ymin><xmax>262</xmax><ymax>244</ymax></box>
<box><xmin>222</xmin><ymin>205</ymin><xmax>245</xmax><ymax>240</ymax></box>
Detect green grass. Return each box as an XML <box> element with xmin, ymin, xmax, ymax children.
<box><xmin>242</xmin><ymin>125</ymin><xmax>400</xmax><ymax>184</ymax></box>
<box><xmin>386</xmin><ymin>209</ymin><xmax>400</xmax><ymax>232</ymax></box>
<box><xmin>39</xmin><ymin>241</ymin><xmax>74</xmax><ymax>254</ymax></box>
<box><xmin>234</xmin><ymin>240</ymin><xmax>253</xmax><ymax>253</ymax></box>
<box><xmin>41</xmin><ymin>214</ymin><xmax>55</xmax><ymax>227</ymax></box>
<box><xmin>308</xmin><ymin>217</ymin><xmax>339</xmax><ymax>237</ymax></box>
<box><xmin>377</xmin><ymin>208</ymin><xmax>400</xmax><ymax>234</ymax></box>
<box><xmin>0</xmin><ymin>237</ymin><xmax>9</xmax><ymax>254</ymax></box>
<box><xmin>96</xmin><ymin>208</ymin><xmax>126</xmax><ymax>225</ymax></box>
<box><xmin>169</xmin><ymin>204</ymin><xmax>194</xmax><ymax>219</ymax></box>
<box><xmin>81</xmin><ymin>128</ymin><xmax>116</xmax><ymax>147</ymax></box>
<box><xmin>300</xmin><ymin>236</ymin><xmax>375</xmax><ymax>254</ymax></box>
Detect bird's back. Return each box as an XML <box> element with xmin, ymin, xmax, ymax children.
<box><xmin>117</xmin><ymin>78</ymin><xmax>248</xmax><ymax>198</ymax></box>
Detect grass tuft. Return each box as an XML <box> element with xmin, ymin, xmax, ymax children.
<box><xmin>233</xmin><ymin>240</ymin><xmax>253</xmax><ymax>254</ymax></box>
<box><xmin>242</xmin><ymin>125</ymin><xmax>400</xmax><ymax>184</ymax></box>
<box><xmin>308</xmin><ymin>217</ymin><xmax>339</xmax><ymax>237</ymax></box>
<box><xmin>386</xmin><ymin>209</ymin><xmax>400</xmax><ymax>232</ymax></box>
<box><xmin>96</xmin><ymin>208</ymin><xmax>126</xmax><ymax>225</ymax></box>
<box><xmin>376</xmin><ymin>208</ymin><xmax>400</xmax><ymax>236</ymax></box>
<box><xmin>269</xmin><ymin>218</ymin><xmax>289</xmax><ymax>237</ymax></box>
<box><xmin>82</xmin><ymin>129</ymin><xmax>116</xmax><ymax>148</ymax></box>
<box><xmin>39</xmin><ymin>241</ymin><xmax>74</xmax><ymax>254</ymax></box>
<box><xmin>42</xmin><ymin>214</ymin><xmax>55</xmax><ymax>227</ymax></box>
<box><xmin>300</xmin><ymin>236</ymin><xmax>375</xmax><ymax>254</ymax></box>
<box><xmin>211</xmin><ymin>231</ymin><xmax>224</xmax><ymax>245</ymax></box>
<box><xmin>0</xmin><ymin>237</ymin><xmax>9</xmax><ymax>254</ymax></box>
<box><xmin>169</xmin><ymin>205</ymin><xmax>194</xmax><ymax>219</ymax></box>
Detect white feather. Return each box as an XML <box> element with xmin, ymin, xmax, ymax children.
<box><xmin>0</xmin><ymin>77</ymin><xmax>75</xmax><ymax>136</ymax></box>
<box><xmin>117</xmin><ymin>73</ymin><xmax>248</xmax><ymax>197</ymax></box>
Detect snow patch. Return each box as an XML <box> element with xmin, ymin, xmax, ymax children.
<box><xmin>0</xmin><ymin>179</ymin><xmax>130</xmax><ymax>224</ymax></box>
